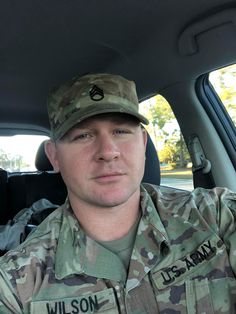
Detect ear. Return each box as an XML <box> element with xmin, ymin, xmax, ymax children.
<box><xmin>142</xmin><ymin>127</ymin><xmax>148</xmax><ymax>148</ymax></box>
<box><xmin>44</xmin><ymin>140</ymin><xmax>60</xmax><ymax>172</ymax></box>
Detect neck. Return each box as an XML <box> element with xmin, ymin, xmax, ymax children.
<box><xmin>69</xmin><ymin>190</ymin><xmax>141</xmax><ymax>242</ymax></box>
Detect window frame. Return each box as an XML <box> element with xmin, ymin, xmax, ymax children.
<box><xmin>196</xmin><ymin>73</ymin><xmax>236</xmax><ymax>170</ymax></box>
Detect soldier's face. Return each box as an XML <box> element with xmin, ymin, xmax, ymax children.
<box><xmin>45</xmin><ymin>114</ymin><xmax>147</xmax><ymax>209</ymax></box>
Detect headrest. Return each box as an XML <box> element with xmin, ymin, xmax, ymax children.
<box><xmin>35</xmin><ymin>141</ymin><xmax>53</xmax><ymax>171</ymax></box>
<box><xmin>35</xmin><ymin>135</ymin><xmax>160</xmax><ymax>185</ymax></box>
<box><xmin>143</xmin><ymin>133</ymin><xmax>160</xmax><ymax>185</ymax></box>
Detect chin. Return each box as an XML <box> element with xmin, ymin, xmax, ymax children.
<box><xmin>97</xmin><ymin>190</ymin><xmax>138</xmax><ymax>207</ymax></box>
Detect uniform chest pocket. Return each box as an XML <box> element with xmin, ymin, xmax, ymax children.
<box><xmin>152</xmin><ymin>277</ymin><xmax>236</xmax><ymax>314</ymax></box>
<box><xmin>186</xmin><ymin>278</ymin><xmax>215</xmax><ymax>313</ymax></box>
<box><xmin>30</xmin><ymin>288</ymin><xmax>120</xmax><ymax>314</ymax></box>
<box><xmin>185</xmin><ymin>277</ymin><xmax>236</xmax><ymax>313</ymax></box>
<box><xmin>151</xmin><ymin>235</ymin><xmax>236</xmax><ymax>313</ymax></box>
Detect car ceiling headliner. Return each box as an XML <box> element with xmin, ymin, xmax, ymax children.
<box><xmin>0</xmin><ymin>0</ymin><xmax>236</xmax><ymax>133</ymax></box>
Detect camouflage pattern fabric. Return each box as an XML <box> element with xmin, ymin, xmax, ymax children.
<box><xmin>0</xmin><ymin>184</ymin><xmax>236</xmax><ymax>313</ymax></box>
<box><xmin>47</xmin><ymin>73</ymin><xmax>149</xmax><ymax>140</ymax></box>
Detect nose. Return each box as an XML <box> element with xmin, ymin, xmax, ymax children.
<box><xmin>95</xmin><ymin>134</ymin><xmax>120</xmax><ymax>162</ymax></box>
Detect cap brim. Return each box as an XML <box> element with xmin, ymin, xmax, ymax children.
<box><xmin>53</xmin><ymin>103</ymin><xmax>149</xmax><ymax>140</ymax></box>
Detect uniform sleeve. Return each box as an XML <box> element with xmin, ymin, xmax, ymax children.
<box><xmin>212</xmin><ymin>187</ymin><xmax>236</xmax><ymax>274</ymax></box>
<box><xmin>0</xmin><ymin>267</ymin><xmax>24</xmax><ymax>314</ymax></box>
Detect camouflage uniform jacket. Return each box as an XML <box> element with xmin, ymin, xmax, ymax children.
<box><xmin>0</xmin><ymin>184</ymin><xmax>236</xmax><ymax>314</ymax></box>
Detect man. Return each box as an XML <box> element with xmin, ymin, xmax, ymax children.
<box><xmin>0</xmin><ymin>73</ymin><xmax>236</xmax><ymax>314</ymax></box>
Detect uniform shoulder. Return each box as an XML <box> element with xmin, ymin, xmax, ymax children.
<box><xmin>142</xmin><ymin>183</ymin><xmax>191</xmax><ymax>201</ymax></box>
<box><xmin>143</xmin><ymin>183</ymin><xmax>235</xmax><ymax>202</ymax></box>
<box><xmin>142</xmin><ymin>183</ymin><xmax>236</xmax><ymax>217</ymax></box>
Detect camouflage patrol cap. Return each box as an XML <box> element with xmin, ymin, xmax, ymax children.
<box><xmin>47</xmin><ymin>73</ymin><xmax>149</xmax><ymax>140</ymax></box>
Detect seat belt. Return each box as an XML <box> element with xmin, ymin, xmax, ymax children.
<box><xmin>188</xmin><ymin>135</ymin><xmax>215</xmax><ymax>188</ymax></box>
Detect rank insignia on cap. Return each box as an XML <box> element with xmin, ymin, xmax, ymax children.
<box><xmin>89</xmin><ymin>85</ymin><xmax>104</xmax><ymax>101</ymax></box>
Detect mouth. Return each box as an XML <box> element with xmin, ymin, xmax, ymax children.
<box><xmin>93</xmin><ymin>172</ymin><xmax>125</xmax><ymax>183</ymax></box>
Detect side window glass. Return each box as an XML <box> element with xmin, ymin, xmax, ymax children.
<box><xmin>140</xmin><ymin>95</ymin><xmax>193</xmax><ymax>191</ymax></box>
<box><xmin>209</xmin><ymin>64</ymin><xmax>236</xmax><ymax>127</ymax></box>
<box><xmin>0</xmin><ymin>135</ymin><xmax>49</xmax><ymax>172</ymax></box>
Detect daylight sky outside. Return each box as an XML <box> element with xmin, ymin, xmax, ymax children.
<box><xmin>0</xmin><ymin>135</ymin><xmax>48</xmax><ymax>171</ymax></box>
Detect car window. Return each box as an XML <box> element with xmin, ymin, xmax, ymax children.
<box><xmin>140</xmin><ymin>95</ymin><xmax>194</xmax><ymax>191</ymax></box>
<box><xmin>0</xmin><ymin>135</ymin><xmax>49</xmax><ymax>172</ymax></box>
<box><xmin>209</xmin><ymin>64</ymin><xmax>236</xmax><ymax>127</ymax></box>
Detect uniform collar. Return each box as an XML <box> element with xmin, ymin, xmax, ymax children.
<box><xmin>55</xmin><ymin>200</ymin><xmax>126</xmax><ymax>282</ymax></box>
<box><xmin>126</xmin><ymin>185</ymin><xmax>170</xmax><ymax>291</ymax></box>
<box><xmin>55</xmin><ymin>200</ymin><xmax>83</xmax><ymax>279</ymax></box>
<box><xmin>55</xmin><ymin>186</ymin><xmax>170</xmax><ymax>284</ymax></box>
<box><xmin>140</xmin><ymin>184</ymin><xmax>170</xmax><ymax>242</ymax></box>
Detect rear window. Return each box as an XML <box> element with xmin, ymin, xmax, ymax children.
<box><xmin>0</xmin><ymin>135</ymin><xmax>49</xmax><ymax>172</ymax></box>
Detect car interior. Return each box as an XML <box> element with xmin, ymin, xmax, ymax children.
<box><xmin>0</xmin><ymin>1</ymin><xmax>236</xmax><ymax>251</ymax></box>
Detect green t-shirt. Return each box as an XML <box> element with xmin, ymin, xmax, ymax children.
<box><xmin>98</xmin><ymin>215</ymin><xmax>140</xmax><ymax>270</ymax></box>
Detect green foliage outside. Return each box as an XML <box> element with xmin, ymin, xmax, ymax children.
<box><xmin>140</xmin><ymin>95</ymin><xmax>190</xmax><ymax>169</ymax></box>
<box><xmin>209</xmin><ymin>64</ymin><xmax>236</xmax><ymax>126</ymax></box>
<box><xmin>140</xmin><ymin>64</ymin><xmax>236</xmax><ymax>170</ymax></box>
